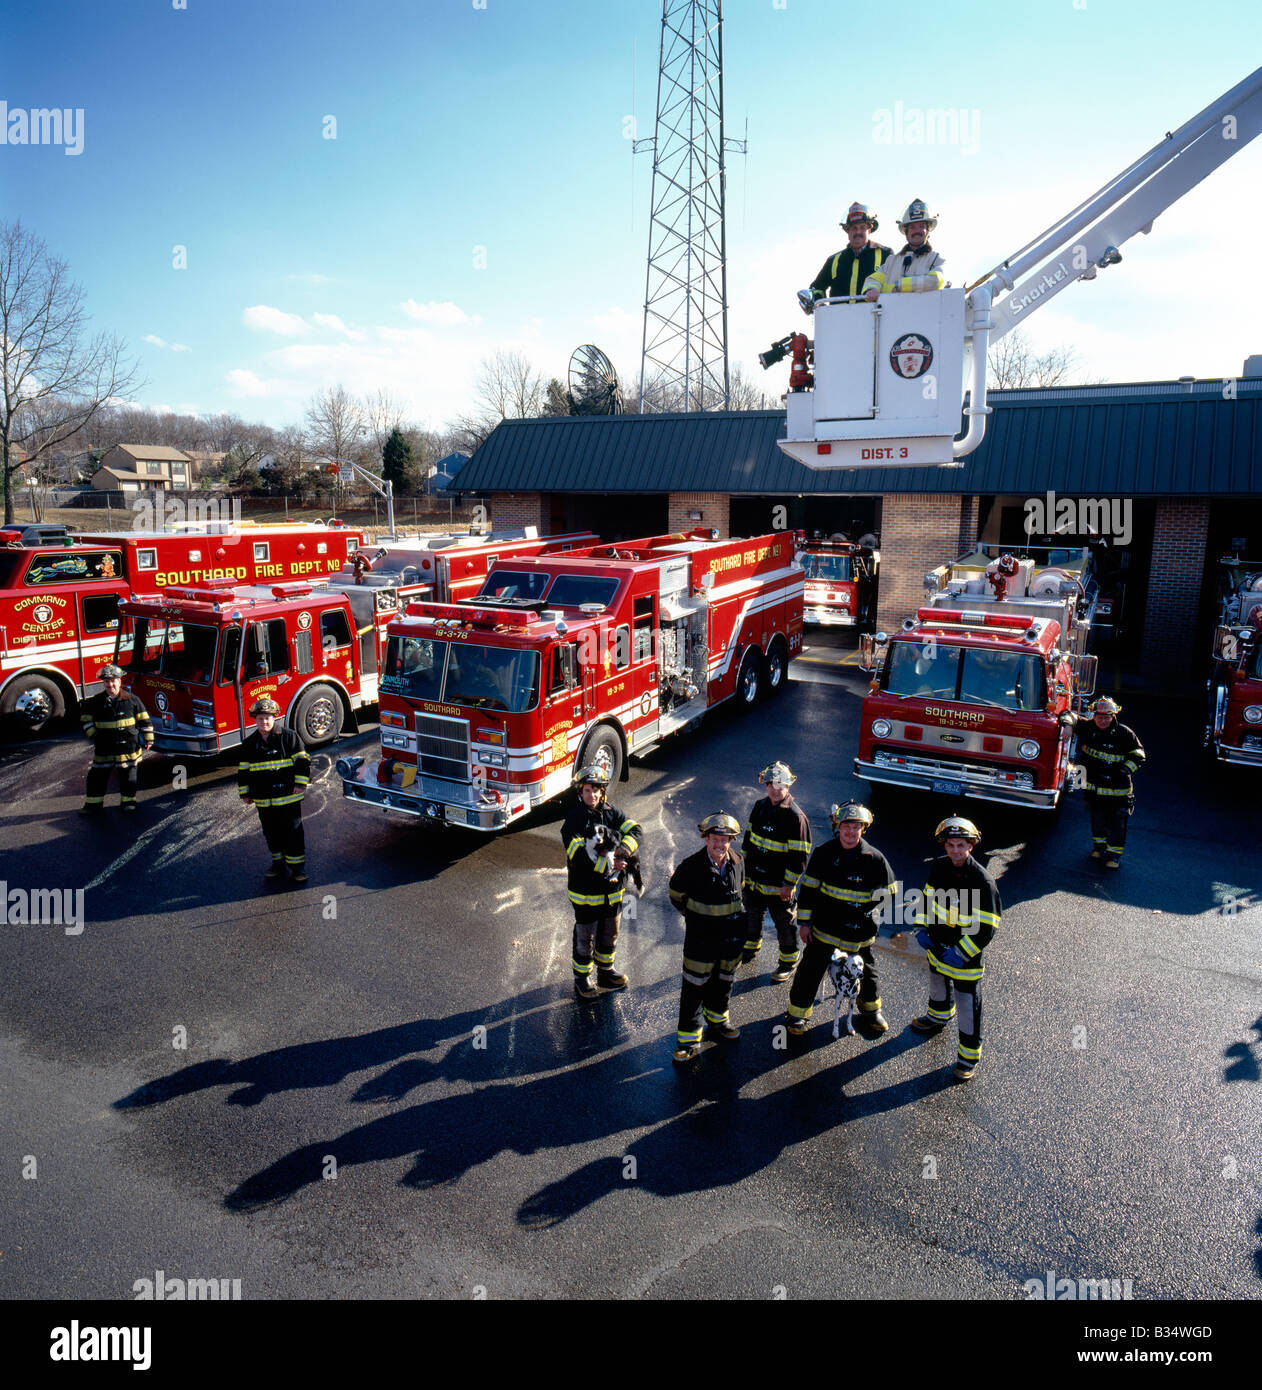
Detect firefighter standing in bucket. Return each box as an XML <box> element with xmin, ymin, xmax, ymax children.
<box><xmin>863</xmin><ymin>199</ymin><xmax>946</xmax><ymax>299</ymax></box>
<box><xmin>799</xmin><ymin>202</ymin><xmax>891</xmax><ymax>314</ymax></box>
<box><xmin>786</xmin><ymin>801</ymin><xmax>896</xmax><ymax>1038</ymax></box>
<box><xmin>1074</xmin><ymin>696</ymin><xmax>1145</xmax><ymax>869</ymax></box>
<box><xmin>911</xmin><ymin>816</ymin><xmax>1001</xmax><ymax>1082</ymax></box>
<box><xmin>668</xmin><ymin>812</ymin><xmax>746</xmax><ymax>1063</ymax></box>
<box><xmin>238</xmin><ymin>698</ymin><xmax>311</xmax><ymax>883</ymax></box>
<box><xmin>560</xmin><ymin>765</ymin><xmax>640</xmax><ymax>1001</ymax></box>
<box><xmin>740</xmin><ymin>761</ymin><xmax>812</xmax><ymax>982</ymax></box>
<box><xmin>79</xmin><ymin>664</ymin><xmax>153</xmax><ymax>814</ymax></box>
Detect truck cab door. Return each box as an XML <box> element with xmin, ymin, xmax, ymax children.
<box><xmin>76</xmin><ymin>584</ymin><xmax>128</xmax><ymax>684</ymax></box>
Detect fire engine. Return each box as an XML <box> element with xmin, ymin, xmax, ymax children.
<box><xmin>854</xmin><ymin>544</ymin><xmax>1099</xmax><ymax>808</ymax></box>
<box><xmin>797</xmin><ymin>534</ymin><xmax>879</xmax><ymax>628</ymax></box>
<box><xmin>338</xmin><ymin>528</ymin><xmax>803</xmax><ymax>830</ymax></box>
<box><xmin>0</xmin><ymin>520</ymin><xmax>363</xmax><ymax>734</ymax></box>
<box><xmin>114</xmin><ymin>527</ymin><xmax>600</xmax><ymax>754</ymax></box>
<box><xmin>1206</xmin><ymin>557</ymin><xmax>1262</xmax><ymax>767</ymax></box>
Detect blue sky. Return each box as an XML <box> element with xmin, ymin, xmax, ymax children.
<box><xmin>3</xmin><ymin>0</ymin><xmax>1261</xmax><ymax>430</ymax></box>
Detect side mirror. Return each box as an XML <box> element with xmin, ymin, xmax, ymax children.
<box><xmin>1073</xmin><ymin>653</ymin><xmax>1098</xmax><ymax>697</ymax></box>
<box><xmin>859</xmin><ymin>633</ymin><xmax>876</xmax><ymax>671</ymax></box>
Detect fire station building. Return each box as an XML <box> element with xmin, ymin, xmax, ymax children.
<box><xmin>460</xmin><ymin>375</ymin><xmax>1262</xmax><ymax>686</ymax></box>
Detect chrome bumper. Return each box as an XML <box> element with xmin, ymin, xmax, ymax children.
<box><xmin>853</xmin><ymin>756</ymin><xmax>1061</xmax><ymax>809</ymax></box>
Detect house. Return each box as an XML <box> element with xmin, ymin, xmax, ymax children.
<box><xmin>92</xmin><ymin>444</ymin><xmax>192</xmax><ymax>493</ymax></box>
<box><xmin>182</xmin><ymin>449</ymin><xmax>228</xmax><ymax>483</ymax></box>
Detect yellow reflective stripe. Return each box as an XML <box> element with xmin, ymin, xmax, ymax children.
<box><xmin>958</xmin><ymin>1043</ymin><xmax>981</xmax><ymax>1061</ymax></box>
<box><xmin>959</xmin><ymin>935</ymin><xmax>981</xmax><ymax>958</ymax></box>
<box><xmin>798</xmin><ymin>909</ymin><xmax>813</xmax><ymax>923</ymax></box>
<box><xmin>928</xmin><ymin>950</ymin><xmax>984</xmax><ymax>981</ymax></box>
<box><xmin>785</xmin><ymin>870</ymin><xmax>802</xmax><ymax>885</ymax></box>
<box><xmin>566</xmin><ymin>837</ymin><xmax>583</xmax><ymax>859</ymax></box>
<box><xmin>975</xmin><ymin>909</ymin><xmax>999</xmax><ymax>928</ymax></box>
<box><xmin>93</xmin><ymin>717</ymin><xmax>138</xmax><ymax>729</ymax></box>
<box><xmin>744</xmin><ymin>879</ymin><xmax>784</xmax><ymax>897</ymax></box>
<box><xmin>799</xmin><ymin>875</ymin><xmax>821</xmax><ymax>892</ymax></box>
<box><xmin>899</xmin><ymin>276</ymin><xmax>913</xmax><ymax>291</ymax></box>
<box><xmin>812</xmin><ymin>927</ymin><xmax>876</xmax><ymax>949</ymax></box>
<box><xmin>569</xmin><ymin>889</ymin><xmax>624</xmax><ymax>906</ymax></box>
<box><xmin>621</xmin><ymin>835</ymin><xmax>639</xmax><ymax>854</ymax></box>
<box><xmin>785</xmin><ymin>839</ymin><xmax>810</xmax><ymax>853</ymax></box>
<box><xmin>241</xmin><ymin>757</ymin><xmax>300</xmax><ymax>770</ymax></box>
<box><xmin>818</xmin><ymin>883</ymin><xmax>878</xmax><ymax>904</ymax></box>
<box><xmin>682</xmin><ymin>898</ymin><xmax>742</xmax><ymax>917</ymax></box>
<box><xmin>1088</xmin><ymin>786</ymin><xmax>1130</xmax><ymax>796</ymax></box>
<box><xmin>748</xmin><ymin>831</ymin><xmax>790</xmax><ymax>852</ymax></box>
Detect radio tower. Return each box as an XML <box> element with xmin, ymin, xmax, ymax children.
<box><xmin>636</xmin><ymin>0</ymin><xmax>740</xmax><ymax>413</ymax></box>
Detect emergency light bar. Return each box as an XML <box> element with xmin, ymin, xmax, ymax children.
<box><xmin>164</xmin><ymin>587</ymin><xmax>237</xmax><ymax>605</ymax></box>
<box><xmin>270</xmin><ymin>582</ymin><xmax>315</xmax><ymax>598</ymax></box>
<box><xmin>404</xmin><ymin>601</ymin><xmax>532</xmax><ymax>628</ymax></box>
<box><xmin>917</xmin><ymin>608</ymin><xmax>1037</xmax><ymax>630</ymax></box>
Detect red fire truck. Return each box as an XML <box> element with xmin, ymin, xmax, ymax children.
<box><xmin>0</xmin><ymin>521</ymin><xmax>364</xmax><ymax>733</ymax></box>
<box><xmin>797</xmin><ymin>535</ymin><xmax>878</xmax><ymax>627</ymax></box>
<box><xmin>338</xmin><ymin>528</ymin><xmax>804</xmax><ymax>830</ymax></box>
<box><xmin>1206</xmin><ymin>557</ymin><xmax>1262</xmax><ymax>768</ymax></box>
<box><xmin>115</xmin><ymin>528</ymin><xmax>599</xmax><ymax>754</ymax></box>
<box><xmin>854</xmin><ymin>545</ymin><xmax>1098</xmax><ymax>809</ymax></box>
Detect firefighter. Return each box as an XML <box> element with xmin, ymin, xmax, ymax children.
<box><xmin>238</xmin><ymin>698</ymin><xmax>310</xmax><ymax>883</ymax></box>
<box><xmin>560</xmin><ymin>764</ymin><xmax>641</xmax><ymax>1001</ymax></box>
<box><xmin>911</xmin><ymin>816</ymin><xmax>1001</xmax><ymax>1082</ymax></box>
<box><xmin>799</xmin><ymin>202</ymin><xmax>891</xmax><ymax>313</ymax></box>
<box><xmin>786</xmin><ymin>801</ymin><xmax>896</xmax><ymax>1037</ymax></box>
<box><xmin>1075</xmin><ymin>696</ymin><xmax>1145</xmax><ymax>869</ymax></box>
<box><xmin>741</xmin><ymin>761</ymin><xmax>812</xmax><ymax>982</ymax></box>
<box><xmin>863</xmin><ymin>199</ymin><xmax>945</xmax><ymax>300</ymax></box>
<box><xmin>79</xmin><ymin>664</ymin><xmax>153</xmax><ymax>814</ymax></box>
<box><xmin>669</xmin><ymin>812</ymin><xmax>746</xmax><ymax>1063</ymax></box>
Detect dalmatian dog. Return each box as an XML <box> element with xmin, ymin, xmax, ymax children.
<box><xmin>585</xmin><ymin>823</ymin><xmax>644</xmax><ymax>896</ymax></box>
<box><xmin>827</xmin><ymin>950</ymin><xmax>865</xmax><ymax>1038</ymax></box>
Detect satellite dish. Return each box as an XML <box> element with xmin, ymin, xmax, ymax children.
<box><xmin>568</xmin><ymin>344</ymin><xmax>623</xmax><ymax>415</ymax></box>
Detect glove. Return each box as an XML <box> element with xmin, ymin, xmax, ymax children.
<box><xmin>797</xmin><ymin>288</ymin><xmax>815</xmax><ymax>315</ymax></box>
<box><xmin>915</xmin><ymin>929</ymin><xmax>933</xmax><ymax>951</ymax></box>
<box><xmin>938</xmin><ymin>946</ymin><xmax>967</xmax><ymax>970</ymax></box>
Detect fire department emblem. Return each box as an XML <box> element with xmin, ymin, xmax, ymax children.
<box><xmin>890</xmin><ymin>333</ymin><xmax>933</xmax><ymax>380</ymax></box>
<box><xmin>32</xmin><ymin>603</ymin><xmax>54</xmax><ymax>624</ymax></box>
<box><xmin>297</xmin><ymin>611</ymin><xmax>312</xmax><ymax>630</ymax></box>
<box><xmin>154</xmin><ymin>692</ymin><xmax>168</xmax><ymax>713</ymax></box>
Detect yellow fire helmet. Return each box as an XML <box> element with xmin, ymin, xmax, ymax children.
<box><xmin>573</xmin><ymin>764</ymin><xmax>611</xmax><ymax>790</ymax></box>
<box><xmin>830</xmin><ymin>801</ymin><xmax>874</xmax><ymax>832</ymax></box>
<box><xmin>935</xmin><ymin>815</ymin><xmax>981</xmax><ymax>845</ymax></box>
<box><xmin>1090</xmin><ymin>697</ymin><xmax>1121</xmax><ymax>716</ymax></box>
<box><xmin>698</xmin><ymin>812</ymin><xmax>741</xmax><ymax>838</ymax></box>
<box><xmin>758</xmin><ymin>761</ymin><xmax>797</xmax><ymax>787</ymax></box>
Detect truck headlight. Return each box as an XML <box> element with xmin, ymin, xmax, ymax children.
<box><xmin>1244</xmin><ymin>705</ymin><xmax>1262</xmax><ymax>724</ymax></box>
<box><xmin>1017</xmin><ymin>739</ymin><xmax>1040</xmax><ymax>760</ymax></box>
<box><xmin>871</xmin><ymin>718</ymin><xmax>892</xmax><ymax>738</ymax></box>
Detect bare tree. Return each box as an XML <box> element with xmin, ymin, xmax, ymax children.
<box><xmin>987</xmin><ymin>330</ymin><xmax>1098</xmax><ymax>389</ymax></box>
<box><xmin>304</xmin><ymin>384</ymin><xmax>366</xmax><ymax>466</ymax></box>
<box><xmin>364</xmin><ymin>388</ymin><xmax>405</xmax><ymax>464</ymax></box>
<box><xmin>1</xmin><ymin>220</ymin><xmax>142</xmax><ymax>521</ymax></box>
<box><xmin>474</xmin><ymin>350</ymin><xmax>545</xmax><ymax>421</ymax></box>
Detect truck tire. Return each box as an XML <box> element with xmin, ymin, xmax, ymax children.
<box><xmin>736</xmin><ymin>648</ymin><xmax>761</xmax><ymax>711</ymax></box>
<box><xmin>1</xmin><ymin>673</ymin><xmax>66</xmax><ymax>737</ymax></box>
<box><xmin>290</xmin><ymin>684</ymin><xmax>342</xmax><ymax>748</ymax></box>
<box><xmin>577</xmin><ymin>725</ymin><xmax>623</xmax><ymax>786</ymax></box>
<box><xmin>760</xmin><ymin>637</ymin><xmax>788</xmax><ymax>699</ymax></box>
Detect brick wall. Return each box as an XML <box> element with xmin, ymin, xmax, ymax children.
<box><xmin>489</xmin><ymin>493</ymin><xmax>544</xmax><ymax>533</ymax></box>
<box><xmin>957</xmin><ymin>495</ymin><xmax>980</xmax><ymax>553</ymax></box>
<box><xmin>876</xmin><ymin>494</ymin><xmax>974</xmax><ymax>634</ymax></box>
<box><xmin>668</xmin><ymin>493</ymin><xmax>730</xmax><ymax>537</ymax></box>
<box><xmin>1140</xmin><ymin>500</ymin><xmax>1210</xmax><ymax>683</ymax></box>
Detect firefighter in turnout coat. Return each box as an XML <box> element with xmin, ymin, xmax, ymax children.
<box><xmin>786</xmin><ymin>801</ymin><xmax>896</xmax><ymax>1037</ymax></box>
<box><xmin>238</xmin><ymin>698</ymin><xmax>311</xmax><ymax>883</ymax></box>
<box><xmin>669</xmin><ymin>812</ymin><xmax>746</xmax><ymax>1063</ymax></box>
<box><xmin>863</xmin><ymin>199</ymin><xmax>945</xmax><ymax>299</ymax></box>
<box><xmin>911</xmin><ymin>816</ymin><xmax>1001</xmax><ymax>1082</ymax></box>
<box><xmin>741</xmin><ymin>761</ymin><xmax>812</xmax><ymax>981</ymax></box>
<box><xmin>1075</xmin><ymin>697</ymin><xmax>1145</xmax><ymax>868</ymax></box>
<box><xmin>800</xmin><ymin>202</ymin><xmax>891</xmax><ymax>312</ymax></box>
<box><xmin>79</xmin><ymin>664</ymin><xmax>153</xmax><ymax>813</ymax></box>
<box><xmin>560</xmin><ymin>764</ymin><xmax>641</xmax><ymax>1000</ymax></box>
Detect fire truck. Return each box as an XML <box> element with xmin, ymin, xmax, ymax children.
<box><xmin>0</xmin><ymin>521</ymin><xmax>364</xmax><ymax>734</ymax></box>
<box><xmin>338</xmin><ymin>528</ymin><xmax>803</xmax><ymax>830</ymax></box>
<box><xmin>115</xmin><ymin>527</ymin><xmax>601</xmax><ymax>754</ymax></box>
<box><xmin>798</xmin><ymin>534</ymin><xmax>879</xmax><ymax>627</ymax></box>
<box><xmin>854</xmin><ymin>544</ymin><xmax>1099</xmax><ymax>808</ymax></box>
<box><xmin>1206</xmin><ymin>557</ymin><xmax>1262</xmax><ymax>767</ymax></box>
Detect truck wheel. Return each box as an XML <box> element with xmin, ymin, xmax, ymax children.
<box><xmin>736</xmin><ymin>648</ymin><xmax>761</xmax><ymax>710</ymax></box>
<box><xmin>1</xmin><ymin>674</ymin><xmax>66</xmax><ymax>737</ymax></box>
<box><xmin>760</xmin><ymin>638</ymin><xmax>788</xmax><ymax>699</ymax></box>
<box><xmin>578</xmin><ymin>725</ymin><xmax>623</xmax><ymax>786</ymax></box>
<box><xmin>290</xmin><ymin>685</ymin><xmax>342</xmax><ymax>748</ymax></box>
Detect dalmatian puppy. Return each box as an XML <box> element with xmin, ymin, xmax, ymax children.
<box><xmin>827</xmin><ymin>950</ymin><xmax>866</xmax><ymax>1038</ymax></box>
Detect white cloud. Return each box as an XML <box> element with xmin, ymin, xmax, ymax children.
<box><xmin>170</xmin><ymin>343</ymin><xmax>191</xmax><ymax>353</ymax></box>
<box><xmin>400</xmin><ymin>299</ymin><xmax>478</xmax><ymax>326</ymax></box>
<box><xmin>243</xmin><ymin>305</ymin><xmax>309</xmax><ymax>336</ymax></box>
<box><xmin>142</xmin><ymin>334</ymin><xmax>167</xmax><ymax>348</ymax></box>
<box><xmin>312</xmin><ymin>312</ymin><xmax>367</xmax><ymax>342</ymax></box>
<box><xmin>226</xmin><ymin>368</ymin><xmax>291</xmax><ymax>398</ymax></box>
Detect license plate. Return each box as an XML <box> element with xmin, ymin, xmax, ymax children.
<box><xmin>932</xmin><ymin>779</ymin><xmax>964</xmax><ymax>797</ymax></box>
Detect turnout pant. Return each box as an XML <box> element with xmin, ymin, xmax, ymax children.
<box><xmin>572</xmin><ymin>912</ymin><xmax>620</xmax><ymax>980</ymax></box>
<box><xmin>258</xmin><ymin>804</ymin><xmax>305</xmax><ymax>869</ymax></box>
<box><xmin>742</xmin><ymin>891</ymin><xmax>799</xmax><ymax>969</ymax></box>
<box><xmin>925</xmin><ymin>964</ymin><xmax>983</xmax><ymax>1068</ymax></box>
<box><xmin>677</xmin><ymin>930</ymin><xmax>742</xmax><ymax>1049</ymax></box>
<box><xmin>85</xmin><ymin>759</ymin><xmax>140</xmax><ymax>808</ymax></box>
<box><xmin>787</xmin><ymin>937</ymin><xmax>881</xmax><ymax>1023</ymax></box>
<box><xmin>1088</xmin><ymin>794</ymin><xmax>1132</xmax><ymax>860</ymax></box>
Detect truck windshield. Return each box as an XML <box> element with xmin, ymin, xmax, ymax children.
<box><xmin>477</xmin><ymin>570</ymin><xmax>620</xmax><ymax>610</ymax></box>
<box><xmin>802</xmin><ymin>554</ymin><xmax>853</xmax><ymax>582</ymax></box>
<box><xmin>129</xmin><ymin>618</ymin><xmax>218</xmax><ymax>686</ymax></box>
<box><xmin>381</xmin><ymin>637</ymin><xmax>541</xmax><ymax>712</ymax></box>
<box><xmin>479</xmin><ymin>569</ymin><xmax>551</xmax><ymax>601</ymax></box>
<box><xmin>884</xmin><ymin>642</ymin><xmax>1046</xmax><ymax>711</ymax></box>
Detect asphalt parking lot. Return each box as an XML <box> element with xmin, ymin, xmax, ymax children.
<box><xmin>2</xmin><ymin>629</ymin><xmax>1260</xmax><ymax>1304</ymax></box>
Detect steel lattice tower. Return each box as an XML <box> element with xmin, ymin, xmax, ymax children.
<box><xmin>637</xmin><ymin>0</ymin><xmax>732</xmax><ymax>413</ymax></box>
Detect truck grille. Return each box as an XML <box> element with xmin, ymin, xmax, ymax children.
<box><xmin>414</xmin><ymin>712</ymin><xmax>470</xmax><ymax>782</ymax></box>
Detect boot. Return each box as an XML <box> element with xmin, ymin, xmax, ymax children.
<box><xmin>574</xmin><ymin>975</ymin><xmax>599</xmax><ymax>1003</ymax></box>
<box><xmin>597</xmin><ymin>968</ymin><xmax>628</xmax><ymax>992</ymax></box>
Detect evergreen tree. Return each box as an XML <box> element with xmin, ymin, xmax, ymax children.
<box><xmin>381</xmin><ymin>425</ymin><xmax>414</xmax><ymax>492</ymax></box>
